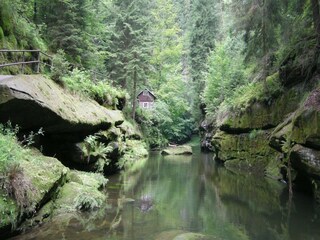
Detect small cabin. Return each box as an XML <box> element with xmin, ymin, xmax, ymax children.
<box><xmin>137</xmin><ymin>89</ymin><xmax>156</xmax><ymax>109</ymax></box>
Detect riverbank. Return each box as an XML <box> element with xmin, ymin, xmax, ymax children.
<box><xmin>0</xmin><ymin>75</ymin><xmax>148</xmax><ymax>238</ymax></box>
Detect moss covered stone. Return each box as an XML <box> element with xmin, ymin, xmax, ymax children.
<box><xmin>119</xmin><ymin>140</ymin><xmax>149</xmax><ymax>169</ymax></box>
<box><xmin>118</xmin><ymin>120</ymin><xmax>142</xmax><ymax>140</ymax></box>
<box><xmin>161</xmin><ymin>145</ymin><xmax>193</xmax><ymax>155</ymax></box>
<box><xmin>290</xmin><ymin>144</ymin><xmax>320</xmax><ymax>178</ymax></box>
<box><xmin>52</xmin><ymin>170</ymin><xmax>107</xmax><ymax>215</ymax></box>
<box><xmin>0</xmin><ymin>151</ymin><xmax>68</xmax><ymax>236</ymax></box>
<box><xmin>217</xmin><ymin>83</ymin><xmax>305</xmax><ymax>133</ymax></box>
<box><xmin>0</xmin><ymin>75</ymin><xmax>124</xmax><ymax>133</ymax></box>
<box><xmin>290</xmin><ymin>108</ymin><xmax>320</xmax><ymax>149</ymax></box>
<box><xmin>212</xmin><ymin>130</ymin><xmax>282</xmax><ymax>177</ymax></box>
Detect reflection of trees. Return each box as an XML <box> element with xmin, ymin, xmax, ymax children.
<box><xmin>117</xmin><ymin>150</ymin><xmax>320</xmax><ymax>240</ymax></box>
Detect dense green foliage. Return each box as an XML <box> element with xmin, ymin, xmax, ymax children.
<box><xmin>201</xmin><ymin>0</ymin><xmax>319</xmax><ymax>119</ymax></box>
<box><xmin>62</xmin><ymin>69</ymin><xmax>127</xmax><ymax>109</ymax></box>
<box><xmin>1</xmin><ymin>0</ymin><xmax>319</xmax><ymax>147</ymax></box>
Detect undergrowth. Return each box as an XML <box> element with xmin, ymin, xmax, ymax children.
<box><xmin>220</xmin><ymin>72</ymin><xmax>283</xmax><ymax>114</ymax></box>
<box><xmin>60</xmin><ymin>68</ymin><xmax>127</xmax><ymax>109</ymax></box>
<box><xmin>0</xmin><ymin>123</ymin><xmax>39</xmax><ymax>212</ymax></box>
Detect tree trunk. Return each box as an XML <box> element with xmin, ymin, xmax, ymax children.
<box><xmin>311</xmin><ymin>0</ymin><xmax>320</xmax><ymax>48</ymax></box>
<box><xmin>132</xmin><ymin>66</ymin><xmax>137</xmax><ymax>120</ymax></box>
<box><xmin>33</xmin><ymin>0</ymin><xmax>38</xmax><ymax>24</ymax></box>
<box><xmin>261</xmin><ymin>0</ymin><xmax>268</xmax><ymax>81</ymax></box>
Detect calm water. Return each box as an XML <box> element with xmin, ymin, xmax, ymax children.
<box><xmin>12</xmin><ymin>147</ymin><xmax>320</xmax><ymax>240</ymax></box>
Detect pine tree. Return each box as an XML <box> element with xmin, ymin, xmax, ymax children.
<box><xmin>105</xmin><ymin>0</ymin><xmax>152</xmax><ymax>119</ymax></box>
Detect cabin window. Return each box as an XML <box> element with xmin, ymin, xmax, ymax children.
<box><xmin>143</xmin><ymin>102</ymin><xmax>148</xmax><ymax>108</ymax></box>
<box><xmin>143</xmin><ymin>90</ymin><xmax>148</xmax><ymax>96</ymax></box>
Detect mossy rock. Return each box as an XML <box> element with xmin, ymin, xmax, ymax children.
<box><xmin>53</xmin><ymin>171</ymin><xmax>107</xmax><ymax>215</ymax></box>
<box><xmin>290</xmin><ymin>107</ymin><xmax>320</xmax><ymax>149</ymax></box>
<box><xmin>0</xmin><ymin>152</ymin><xmax>68</xmax><ymax>236</ymax></box>
<box><xmin>96</xmin><ymin>126</ymin><xmax>122</xmax><ymax>144</ymax></box>
<box><xmin>161</xmin><ymin>145</ymin><xmax>193</xmax><ymax>155</ymax></box>
<box><xmin>118</xmin><ymin>140</ymin><xmax>149</xmax><ymax>170</ymax></box>
<box><xmin>0</xmin><ymin>192</ymin><xmax>19</xmax><ymax>232</ymax></box>
<box><xmin>118</xmin><ymin>120</ymin><xmax>142</xmax><ymax>140</ymax></box>
<box><xmin>173</xmin><ymin>232</ymin><xmax>221</xmax><ymax>240</ymax></box>
<box><xmin>68</xmin><ymin>171</ymin><xmax>108</xmax><ymax>190</ymax></box>
<box><xmin>270</xmin><ymin>88</ymin><xmax>320</xmax><ymax>152</ymax></box>
<box><xmin>212</xmin><ymin>130</ymin><xmax>282</xmax><ymax>177</ymax></box>
<box><xmin>0</xmin><ymin>75</ymin><xmax>124</xmax><ymax>134</ymax></box>
<box><xmin>290</xmin><ymin>144</ymin><xmax>320</xmax><ymax>179</ymax></box>
<box><xmin>217</xmin><ymin>83</ymin><xmax>305</xmax><ymax>133</ymax></box>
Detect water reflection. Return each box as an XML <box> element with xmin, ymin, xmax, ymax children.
<box><xmin>12</xmin><ymin>148</ymin><xmax>320</xmax><ymax>240</ymax></box>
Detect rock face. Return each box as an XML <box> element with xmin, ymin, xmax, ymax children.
<box><xmin>0</xmin><ymin>75</ymin><xmax>124</xmax><ymax>134</ymax></box>
<box><xmin>212</xmin><ymin>130</ymin><xmax>282</xmax><ymax>177</ymax></box>
<box><xmin>204</xmin><ymin>64</ymin><xmax>320</xmax><ymax>200</ymax></box>
<box><xmin>0</xmin><ymin>75</ymin><xmax>146</xmax><ymax>173</ymax></box>
<box><xmin>161</xmin><ymin>145</ymin><xmax>193</xmax><ymax>155</ymax></box>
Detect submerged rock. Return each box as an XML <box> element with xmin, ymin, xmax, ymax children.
<box><xmin>173</xmin><ymin>232</ymin><xmax>221</xmax><ymax>240</ymax></box>
<box><xmin>154</xmin><ymin>231</ymin><xmax>220</xmax><ymax>240</ymax></box>
<box><xmin>161</xmin><ymin>145</ymin><xmax>193</xmax><ymax>155</ymax></box>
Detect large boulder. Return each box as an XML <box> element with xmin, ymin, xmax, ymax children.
<box><xmin>270</xmin><ymin>88</ymin><xmax>320</xmax><ymax>151</ymax></box>
<box><xmin>0</xmin><ymin>151</ymin><xmax>68</xmax><ymax>238</ymax></box>
<box><xmin>290</xmin><ymin>145</ymin><xmax>320</xmax><ymax>179</ymax></box>
<box><xmin>161</xmin><ymin>145</ymin><xmax>193</xmax><ymax>155</ymax></box>
<box><xmin>0</xmin><ymin>75</ymin><xmax>124</xmax><ymax>135</ymax></box>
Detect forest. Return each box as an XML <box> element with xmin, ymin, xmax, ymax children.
<box><xmin>1</xmin><ymin>0</ymin><xmax>319</xmax><ymax>146</ymax></box>
<box><xmin>1</xmin><ymin>0</ymin><xmax>320</xmax><ymax>239</ymax></box>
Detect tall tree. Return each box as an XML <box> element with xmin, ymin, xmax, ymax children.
<box><xmin>311</xmin><ymin>0</ymin><xmax>320</xmax><ymax>49</ymax></box>
<box><xmin>188</xmin><ymin>0</ymin><xmax>220</xmax><ymax>121</ymax></box>
<box><xmin>232</xmin><ymin>0</ymin><xmax>282</xmax><ymax>77</ymax></box>
<box><xmin>37</xmin><ymin>0</ymin><xmax>90</xmax><ymax>65</ymax></box>
<box><xmin>105</xmin><ymin>0</ymin><xmax>152</xmax><ymax>119</ymax></box>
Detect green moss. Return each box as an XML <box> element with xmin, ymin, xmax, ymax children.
<box><xmin>53</xmin><ymin>179</ymin><xmax>106</xmax><ymax>214</ymax></box>
<box><xmin>68</xmin><ymin>170</ymin><xmax>108</xmax><ymax>190</ymax></box>
<box><xmin>118</xmin><ymin>140</ymin><xmax>149</xmax><ymax>169</ymax></box>
<box><xmin>0</xmin><ymin>192</ymin><xmax>19</xmax><ymax>229</ymax></box>
<box><xmin>213</xmin><ymin>130</ymin><xmax>282</xmax><ymax>177</ymax></box>
<box><xmin>217</xmin><ymin>82</ymin><xmax>306</xmax><ymax>131</ymax></box>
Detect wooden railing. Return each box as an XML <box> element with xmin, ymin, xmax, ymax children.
<box><xmin>0</xmin><ymin>49</ymin><xmax>52</xmax><ymax>74</ymax></box>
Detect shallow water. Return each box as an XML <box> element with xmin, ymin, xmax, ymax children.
<box><xmin>12</xmin><ymin>147</ymin><xmax>320</xmax><ymax>240</ymax></box>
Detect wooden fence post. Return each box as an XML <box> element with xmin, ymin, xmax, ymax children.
<box><xmin>21</xmin><ymin>51</ymin><xmax>25</xmax><ymax>74</ymax></box>
<box><xmin>36</xmin><ymin>50</ymin><xmax>40</xmax><ymax>73</ymax></box>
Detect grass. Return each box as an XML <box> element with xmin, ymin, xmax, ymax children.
<box><xmin>0</xmin><ymin>124</ymin><xmax>38</xmax><ymax>211</ymax></box>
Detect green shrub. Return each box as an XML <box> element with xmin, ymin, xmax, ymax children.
<box><xmin>222</xmin><ymin>72</ymin><xmax>283</xmax><ymax>112</ymax></box>
<box><xmin>62</xmin><ymin>68</ymin><xmax>127</xmax><ymax>108</ymax></box>
<box><xmin>0</xmin><ymin>123</ymin><xmax>37</xmax><ymax>211</ymax></box>
<box><xmin>82</xmin><ymin>135</ymin><xmax>112</xmax><ymax>166</ymax></box>
<box><xmin>50</xmin><ymin>49</ymin><xmax>70</xmax><ymax>84</ymax></box>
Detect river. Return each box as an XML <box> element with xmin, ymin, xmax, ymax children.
<box><xmin>12</xmin><ymin>146</ymin><xmax>320</xmax><ymax>240</ymax></box>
